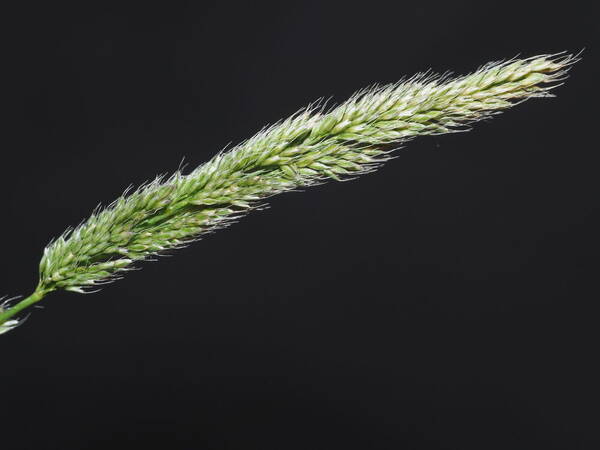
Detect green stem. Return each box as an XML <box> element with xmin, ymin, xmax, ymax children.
<box><xmin>0</xmin><ymin>286</ymin><xmax>51</xmax><ymax>327</ymax></box>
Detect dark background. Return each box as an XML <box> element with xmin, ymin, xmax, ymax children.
<box><xmin>0</xmin><ymin>1</ymin><xmax>597</xmax><ymax>449</ymax></box>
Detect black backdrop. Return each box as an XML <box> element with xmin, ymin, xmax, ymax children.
<box><xmin>1</xmin><ymin>1</ymin><xmax>598</xmax><ymax>449</ymax></box>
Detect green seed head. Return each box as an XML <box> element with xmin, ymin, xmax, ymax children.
<box><xmin>35</xmin><ymin>51</ymin><xmax>579</xmax><ymax>295</ymax></box>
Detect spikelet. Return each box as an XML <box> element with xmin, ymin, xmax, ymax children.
<box><xmin>0</xmin><ymin>51</ymin><xmax>579</xmax><ymax>333</ymax></box>
<box><xmin>0</xmin><ymin>297</ymin><xmax>24</xmax><ymax>335</ymax></box>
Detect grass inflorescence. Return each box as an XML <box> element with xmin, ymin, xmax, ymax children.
<box><xmin>0</xmin><ymin>52</ymin><xmax>579</xmax><ymax>334</ymax></box>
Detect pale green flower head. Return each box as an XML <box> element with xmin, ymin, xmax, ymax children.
<box><xmin>0</xmin><ymin>51</ymin><xmax>580</xmax><ymax>335</ymax></box>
